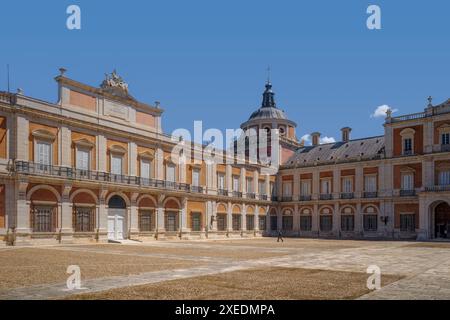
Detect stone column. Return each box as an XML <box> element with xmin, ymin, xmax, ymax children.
<box><xmin>333</xmin><ymin>203</ymin><xmax>340</xmax><ymax>235</ymax></box>
<box><xmin>155</xmin><ymin>146</ymin><xmax>164</xmax><ymax>180</ymax></box>
<box><xmin>226</xmin><ymin>164</ymin><xmax>232</xmax><ymax>195</ymax></box>
<box><xmin>265</xmin><ymin>174</ymin><xmax>271</xmax><ymax>198</ymax></box>
<box><xmin>97</xmin><ymin>189</ymin><xmax>108</xmax><ymax>242</ymax></box>
<box><xmin>355</xmin><ymin>166</ymin><xmax>363</xmax><ymax>198</ymax></box>
<box><xmin>97</xmin><ymin>135</ymin><xmax>107</xmax><ymax>172</ymax></box>
<box><xmin>333</xmin><ymin>168</ymin><xmax>340</xmax><ymax>200</ymax></box>
<box><xmin>312</xmin><ymin>171</ymin><xmax>320</xmax><ymax>200</ymax></box>
<box><xmin>227</xmin><ymin>201</ymin><xmax>233</xmax><ymax>233</ymax></box>
<box><xmin>16</xmin><ymin>116</ymin><xmax>29</xmax><ymax>161</ymax></box>
<box><xmin>129</xmin><ymin>142</ymin><xmax>137</xmax><ymax>176</ymax></box>
<box><xmin>59</xmin><ymin>184</ymin><xmax>73</xmax><ymax>242</ymax></box>
<box><xmin>180</xmin><ymin>197</ymin><xmax>189</xmax><ymax>233</ymax></box>
<box><xmin>312</xmin><ymin>203</ymin><xmax>319</xmax><ymax>233</ymax></box>
<box><xmin>355</xmin><ymin>202</ymin><xmax>362</xmax><ymax>235</ymax></box>
<box><xmin>60</xmin><ymin>126</ymin><xmax>71</xmax><ymax>167</ymax></box>
<box><xmin>293</xmin><ymin>172</ymin><xmax>300</xmax><ymax>201</ymax></box>
<box><xmin>240</xmin><ymin>167</ymin><xmax>246</xmax><ymax>196</ymax></box>
<box><xmin>254</xmin><ymin>204</ymin><xmax>259</xmax><ymax>232</ymax></box>
<box><xmin>293</xmin><ymin>204</ymin><xmax>300</xmax><ymax>233</ymax></box>
<box><xmin>15</xmin><ymin>180</ymin><xmax>30</xmax><ymax>237</ymax></box>
<box><xmin>129</xmin><ymin>193</ymin><xmax>139</xmax><ymax>237</ymax></box>
<box><xmin>241</xmin><ymin>204</ymin><xmax>247</xmax><ymax>232</ymax></box>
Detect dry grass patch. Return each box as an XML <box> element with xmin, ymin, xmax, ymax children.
<box><xmin>66</xmin><ymin>267</ymin><xmax>403</xmax><ymax>300</ymax></box>
<box><xmin>0</xmin><ymin>248</ymin><xmax>200</xmax><ymax>290</ymax></box>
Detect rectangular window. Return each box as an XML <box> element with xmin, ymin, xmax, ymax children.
<box><xmin>192</xmin><ymin>168</ymin><xmax>200</xmax><ymax>187</ymax></box>
<box><xmin>36</xmin><ymin>141</ymin><xmax>51</xmax><ymax>165</ymax></box>
<box><xmin>363</xmin><ymin>215</ymin><xmax>378</xmax><ymax>232</ymax></box>
<box><xmin>140</xmin><ymin>159</ymin><xmax>152</xmax><ymax>179</ymax></box>
<box><xmin>111</xmin><ymin>154</ymin><xmax>123</xmax><ymax>175</ymax></box>
<box><xmin>258</xmin><ymin>216</ymin><xmax>266</xmax><ymax>231</ymax></box>
<box><xmin>74</xmin><ymin>207</ymin><xmax>94</xmax><ymax>232</ymax></box>
<box><xmin>166</xmin><ymin>164</ymin><xmax>176</xmax><ymax>182</ymax></box>
<box><xmin>217</xmin><ymin>173</ymin><xmax>225</xmax><ymax>190</ymax></box>
<box><xmin>442</xmin><ymin>133</ymin><xmax>450</xmax><ymax>145</ymax></box>
<box><xmin>439</xmin><ymin>171</ymin><xmax>450</xmax><ymax>186</ymax></box>
<box><xmin>139</xmin><ymin>210</ymin><xmax>155</xmax><ymax>232</ymax></box>
<box><xmin>401</xmin><ymin>173</ymin><xmax>414</xmax><ymax>190</ymax></box>
<box><xmin>364</xmin><ymin>175</ymin><xmax>377</xmax><ymax>192</ymax></box>
<box><xmin>270</xmin><ymin>182</ymin><xmax>275</xmax><ymax>196</ymax></box>
<box><xmin>403</xmin><ymin>138</ymin><xmax>412</xmax><ymax>153</ymax></box>
<box><xmin>301</xmin><ymin>180</ymin><xmax>311</xmax><ymax>196</ymax></box>
<box><xmin>76</xmin><ymin>147</ymin><xmax>90</xmax><ymax>170</ymax></box>
<box><xmin>233</xmin><ymin>176</ymin><xmax>240</xmax><ymax>192</ymax></box>
<box><xmin>321</xmin><ymin>179</ymin><xmax>331</xmax><ymax>194</ymax></box>
<box><xmin>165</xmin><ymin>212</ymin><xmax>178</xmax><ymax>232</ymax></box>
<box><xmin>258</xmin><ymin>180</ymin><xmax>266</xmax><ymax>195</ymax></box>
<box><xmin>191</xmin><ymin>212</ymin><xmax>201</xmax><ymax>231</ymax></box>
<box><xmin>246</xmin><ymin>215</ymin><xmax>254</xmax><ymax>230</ymax></box>
<box><xmin>282</xmin><ymin>182</ymin><xmax>292</xmax><ymax>196</ymax></box>
<box><xmin>342</xmin><ymin>177</ymin><xmax>353</xmax><ymax>193</ymax></box>
<box><xmin>32</xmin><ymin>206</ymin><xmax>55</xmax><ymax>232</ymax></box>
<box><xmin>400</xmin><ymin>214</ymin><xmax>415</xmax><ymax>232</ymax></box>
<box><xmin>320</xmin><ymin>215</ymin><xmax>332</xmax><ymax>232</ymax></box>
<box><xmin>300</xmin><ymin>215</ymin><xmax>312</xmax><ymax>231</ymax></box>
<box><xmin>232</xmin><ymin>214</ymin><xmax>241</xmax><ymax>231</ymax></box>
<box><xmin>341</xmin><ymin>215</ymin><xmax>354</xmax><ymax>232</ymax></box>
<box><xmin>246</xmin><ymin>178</ymin><xmax>253</xmax><ymax>193</ymax></box>
<box><xmin>217</xmin><ymin>214</ymin><xmax>227</xmax><ymax>231</ymax></box>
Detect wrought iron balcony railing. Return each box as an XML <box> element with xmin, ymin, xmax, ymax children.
<box><xmin>232</xmin><ymin>191</ymin><xmax>243</xmax><ymax>198</ymax></box>
<box><xmin>246</xmin><ymin>193</ymin><xmax>256</xmax><ymax>199</ymax></box>
<box><xmin>340</xmin><ymin>192</ymin><xmax>354</xmax><ymax>199</ymax></box>
<box><xmin>320</xmin><ymin>193</ymin><xmax>333</xmax><ymax>200</ymax></box>
<box><xmin>281</xmin><ymin>196</ymin><xmax>292</xmax><ymax>202</ymax></box>
<box><xmin>13</xmin><ymin>161</ymin><xmax>192</xmax><ymax>192</ymax></box>
<box><xmin>190</xmin><ymin>186</ymin><xmax>204</xmax><ymax>193</ymax></box>
<box><xmin>271</xmin><ymin>195</ymin><xmax>278</xmax><ymax>201</ymax></box>
<box><xmin>363</xmin><ymin>192</ymin><xmax>378</xmax><ymax>198</ymax></box>
<box><xmin>259</xmin><ymin>194</ymin><xmax>268</xmax><ymax>200</ymax></box>
<box><xmin>400</xmin><ymin>189</ymin><xmax>416</xmax><ymax>197</ymax></box>
<box><xmin>299</xmin><ymin>195</ymin><xmax>312</xmax><ymax>201</ymax></box>
<box><xmin>425</xmin><ymin>185</ymin><xmax>450</xmax><ymax>192</ymax></box>
<box><xmin>218</xmin><ymin>189</ymin><xmax>228</xmax><ymax>196</ymax></box>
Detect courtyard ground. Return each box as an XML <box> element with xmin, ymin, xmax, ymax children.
<box><xmin>0</xmin><ymin>238</ymin><xmax>449</xmax><ymax>300</ymax></box>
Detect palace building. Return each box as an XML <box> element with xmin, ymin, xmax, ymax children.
<box><xmin>0</xmin><ymin>69</ymin><xmax>449</xmax><ymax>245</ymax></box>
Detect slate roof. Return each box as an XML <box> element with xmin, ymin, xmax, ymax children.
<box><xmin>284</xmin><ymin>136</ymin><xmax>385</xmax><ymax>167</ymax></box>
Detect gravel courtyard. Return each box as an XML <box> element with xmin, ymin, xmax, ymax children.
<box><xmin>0</xmin><ymin>238</ymin><xmax>449</xmax><ymax>300</ymax></box>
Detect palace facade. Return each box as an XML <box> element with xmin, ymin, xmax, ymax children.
<box><xmin>0</xmin><ymin>70</ymin><xmax>449</xmax><ymax>245</ymax></box>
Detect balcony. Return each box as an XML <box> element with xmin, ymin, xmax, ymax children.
<box><xmin>190</xmin><ymin>186</ymin><xmax>203</xmax><ymax>193</ymax></box>
<box><xmin>402</xmin><ymin>150</ymin><xmax>413</xmax><ymax>156</ymax></box>
<box><xmin>299</xmin><ymin>195</ymin><xmax>312</xmax><ymax>201</ymax></box>
<box><xmin>363</xmin><ymin>192</ymin><xmax>378</xmax><ymax>198</ymax></box>
<box><xmin>281</xmin><ymin>196</ymin><xmax>292</xmax><ymax>202</ymax></box>
<box><xmin>259</xmin><ymin>194</ymin><xmax>268</xmax><ymax>201</ymax></box>
<box><xmin>271</xmin><ymin>195</ymin><xmax>278</xmax><ymax>201</ymax></box>
<box><xmin>246</xmin><ymin>193</ymin><xmax>256</xmax><ymax>199</ymax></box>
<box><xmin>13</xmin><ymin>161</ymin><xmax>191</xmax><ymax>192</ymax></box>
<box><xmin>232</xmin><ymin>191</ymin><xmax>243</xmax><ymax>198</ymax></box>
<box><xmin>340</xmin><ymin>192</ymin><xmax>354</xmax><ymax>199</ymax></box>
<box><xmin>218</xmin><ymin>189</ymin><xmax>228</xmax><ymax>196</ymax></box>
<box><xmin>441</xmin><ymin>144</ymin><xmax>450</xmax><ymax>152</ymax></box>
<box><xmin>400</xmin><ymin>189</ymin><xmax>416</xmax><ymax>197</ymax></box>
<box><xmin>425</xmin><ymin>185</ymin><xmax>450</xmax><ymax>192</ymax></box>
<box><xmin>320</xmin><ymin>194</ymin><xmax>333</xmax><ymax>200</ymax></box>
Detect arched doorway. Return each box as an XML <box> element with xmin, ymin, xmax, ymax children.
<box><xmin>108</xmin><ymin>195</ymin><xmax>127</xmax><ymax>240</ymax></box>
<box><xmin>435</xmin><ymin>202</ymin><xmax>450</xmax><ymax>239</ymax></box>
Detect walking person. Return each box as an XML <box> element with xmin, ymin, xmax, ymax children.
<box><xmin>277</xmin><ymin>229</ymin><xmax>284</xmax><ymax>242</ymax></box>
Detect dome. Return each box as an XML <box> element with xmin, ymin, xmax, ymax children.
<box><xmin>248</xmin><ymin>107</ymin><xmax>288</xmax><ymax>121</ymax></box>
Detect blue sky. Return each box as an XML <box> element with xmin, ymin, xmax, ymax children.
<box><xmin>0</xmin><ymin>0</ymin><xmax>449</xmax><ymax>143</ymax></box>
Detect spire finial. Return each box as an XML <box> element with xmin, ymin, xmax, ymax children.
<box><xmin>266</xmin><ymin>65</ymin><xmax>271</xmax><ymax>84</ymax></box>
<box><xmin>427</xmin><ymin>96</ymin><xmax>433</xmax><ymax>107</ymax></box>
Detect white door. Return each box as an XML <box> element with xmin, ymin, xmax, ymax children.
<box><xmin>108</xmin><ymin>209</ymin><xmax>126</xmax><ymax>240</ymax></box>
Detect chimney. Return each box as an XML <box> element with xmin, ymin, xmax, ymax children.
<box><xmin>341</xmin><ymin>127</ymin><xmax>352</xmax><ymax>143</ymax></box>
<box><xmin>311</xmin><ymin>132</ymin><xmax>321</xmax><ymax>146</ymax></box>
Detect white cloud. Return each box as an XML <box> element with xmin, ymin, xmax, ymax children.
<box><xmin>320</xmin><ymin>136</ymin><xmax>336</xmax><ymax>144</ymax></box>
<box><xmin>300</xmin><ymin>134</ymin><xmax>336</xmax><ymax>145</ymax></box>
<box><xmin>371</xmin><ymin>105</ymin><xmax>398</xmax><ymax>118</ymax></box>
